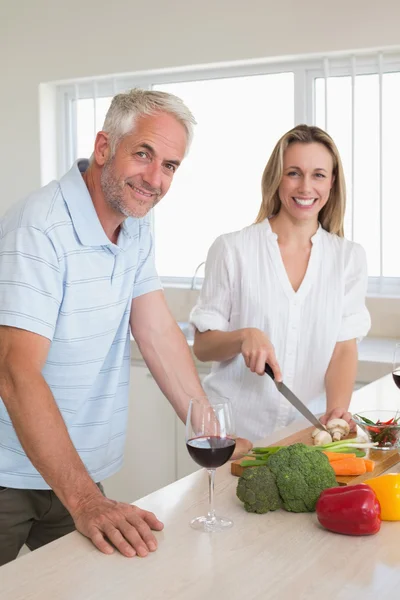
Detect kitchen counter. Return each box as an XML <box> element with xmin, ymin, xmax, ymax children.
<box><xmin>2</xmin><ymin>374</ymin><xmax>400</xmax><ymax>600</ymax></box>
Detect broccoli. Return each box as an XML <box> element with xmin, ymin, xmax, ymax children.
<box><xmin>236</xmin><ymin>466</ymin><xmax>281</xmax><ymax>514</ymax></box>
<box><xmin>266</xmin><ymin>443</ymin><xmax>338</xmax><ymax>512</ymax></box>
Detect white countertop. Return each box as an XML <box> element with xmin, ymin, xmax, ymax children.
<box><xmin>357</xmin><ymin>336</ymin><xmax>396</xmax><ymax>383</ymax></box>
<box><xmin>2</xmin><ymin>374</ymin><xmax>400</xmax><ymax>600</ymax></box>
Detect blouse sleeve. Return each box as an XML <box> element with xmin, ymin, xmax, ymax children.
<box><xmin>189</xmin><ymin>235</ymin><xmax>233</xmax><ymax>332</ymax></box>
<box><xmin>337</xmin><ymin>243</ymin><xmax>371</xmax><ymax>342</ymax></box>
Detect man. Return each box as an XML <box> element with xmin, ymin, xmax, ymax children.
<box><xmin>0</xmin><ymin>89</ymin><xmax>243</xmax><ymax>566</ymax></box>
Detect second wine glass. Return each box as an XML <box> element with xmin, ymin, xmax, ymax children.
<box><xmin>393</xmin><ymin>342</ymin><xmax>400</xmax><ymax>389</ymax></box>
<box><xmin>186</xmin><ymin>396</ymin><xmax>236</xmax><ymax>532</ymax></box>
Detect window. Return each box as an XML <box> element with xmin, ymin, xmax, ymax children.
<box><xmin>153</xmin><ymin>74</ymin><xmax>294</xmax><ymax>277</ymax></box>
<box><xmin>57</xmin><ymin>50</ymin><xmax>400</xmax><ymax>292</ymax></box>
<box><xmin>315</xmin><ymin>70</ymin><xmax>400</xmax><ymax>279</ymax></box>
<box><xmin>76</xmin><ymin>96</ymin><xmax>113</xmax><ymax>159</ymax></box>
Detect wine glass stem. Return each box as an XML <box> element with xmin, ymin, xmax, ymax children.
<box><xmin>207</xmin><ymin>469</ymin><xmax>216</xmax><ymax>523</ymax></box>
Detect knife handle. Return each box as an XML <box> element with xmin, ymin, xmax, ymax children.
<box><xmin>264</xmin><ymin>363</ymin><xmax>275</xmax><ymax>380</ymax></box>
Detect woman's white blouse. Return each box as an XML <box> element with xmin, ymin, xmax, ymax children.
<box><xmin>190</xmin><ymin>219</ymin><xmax>371</xmax><ymax>442</ymax></box>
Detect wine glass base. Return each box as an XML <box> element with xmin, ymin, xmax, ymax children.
<box><xmin>190</xmin><ymin>515</ymin><xmax>233</xmax><ymax>532</ymax></box>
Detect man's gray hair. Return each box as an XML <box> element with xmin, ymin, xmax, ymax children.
<box><xmin>102</xmin><ymin>88</ymin><xmax>196</xmax><ymax>155</ymax></box>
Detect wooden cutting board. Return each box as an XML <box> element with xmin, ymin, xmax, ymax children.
<box><xmin>231</xmin><ymin>425</ymin><xmax>400</xmax><ymax>485</ymax></box>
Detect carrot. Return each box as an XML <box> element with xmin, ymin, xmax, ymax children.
<box><xmin>323</xmin><ymin>451</ymin><xmax>357</xmax><ymax>461</ymax></box>
<box><xmin>363</xmin><ymin>459</ymin><xmax>375</xmax><ymax>472</ymax></box>
<box><xmin>330</xmin><ymin>457</ymin><xmax>367</xmax><ymax>476</ymax></box>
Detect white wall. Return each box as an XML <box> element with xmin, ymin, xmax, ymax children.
<box><xmin>1</xmin><ymin>0</ymin><xmax>400</xmax><ymax>210</ymax></box>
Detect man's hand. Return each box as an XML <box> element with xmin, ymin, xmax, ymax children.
<box><xmin>320</xmin><ymin>407</ymin><xmax>356</xmax><ymax>433</ymax></box>
<box><xmin>72</xmin><ymin>495</ymin><xmax>164</xmax><ymax>558</ymax></box>
<box><xmin>241</xmin><ymin>328</ymin><xmax>282</xmax><ymax>380</ymax></box>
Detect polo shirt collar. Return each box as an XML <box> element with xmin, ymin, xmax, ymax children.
<box><xmin>59</xmin><ymin>160</ymin><xmax>111</xmax><ymax>247</ymax></box>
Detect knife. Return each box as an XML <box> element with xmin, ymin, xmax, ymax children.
<box><xmin>264</xmin><ymin>363</ymin><xmax>327</xmax><ymax>432</ymax></box>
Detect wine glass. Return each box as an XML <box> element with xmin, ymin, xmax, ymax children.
<box><xmin>186</xmin><ymin>396</ymin><xmax>236</xmax><ymax>532</ymax></box>
<box><xmin>393</xmin><ymin>342</ymin><xmax>400</xmax><ymax>389</ymax></box>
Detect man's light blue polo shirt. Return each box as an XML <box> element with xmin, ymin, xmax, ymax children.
<box><xmin>0</xmin><ymin>160</ymin><xmax>161</xmax><ymax>489</ymax></box>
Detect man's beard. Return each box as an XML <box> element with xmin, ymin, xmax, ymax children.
<box><xmin>100</xmin><ymin>158</ymin><xmax>160</xmax><ymax>218</ymax></box>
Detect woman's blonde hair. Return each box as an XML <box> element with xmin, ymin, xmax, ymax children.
<box><xmin>255</xmin><ymin>124</ymin><xmax>346</xmax><ymax>237</ymax></box>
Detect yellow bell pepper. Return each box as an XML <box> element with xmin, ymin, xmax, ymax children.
<box><xmin>366</xmin><ymin>473</ymin><xmax>400</xmax><ymax>521</ymax></box>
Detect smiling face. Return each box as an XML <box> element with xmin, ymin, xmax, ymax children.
<box><xmin>99</xmin><ymin>111</ymin><xmax>187</xmax><ymax>219</ymax></box>
<box><xmin>278</xmin><ymin>142</ymin><xmax>335</xmax><ymax>223</ymax></box>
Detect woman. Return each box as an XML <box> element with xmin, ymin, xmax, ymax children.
<box><xmin>190</xmin><ymin>124</ymin><xmax>370</xmax><ymax>442</ymax></box>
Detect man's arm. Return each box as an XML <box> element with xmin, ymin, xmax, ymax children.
<box><xmin>320</xmin><ymin>339</ymin><xmax>358</xmax><ymax>430</ymax></box>
<box><xmin>131</xmin><ymin>291</ymin><xmax>254</xmax><ymax>460</ymax></box>
<box><xmin>130</xmin><ymin>291</ymin><xmax>205</xmax><ymax>423</ymax></box>
<box><xmin>0</xmin><ymin>325</ymin><xmax>163</xmax><ymax>558</ymax></box>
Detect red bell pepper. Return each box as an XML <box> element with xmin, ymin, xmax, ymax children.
<box><xmin>316</xmin><ymin>484</ymin><xmax>381</xmax><ymax>536</ymax></box>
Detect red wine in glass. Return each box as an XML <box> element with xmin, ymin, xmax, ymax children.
<box><xmin>393</xmin><ymin>343</ymin><xmax>400</xmax><ymax>389</ymax></box>
<box><xmin>186</xmin><ymin>436</ymin><xmax>236</xmax><ymax>469</ymax></box>
<box><xmin>186</xmin><ymin>396</ymin><xmax>236</xmax><ymax>532</ymax></box>
<box><xmin>393</xmin><ymin>370</ymin><xmax>400</xmax><ymax>389</ymax></box>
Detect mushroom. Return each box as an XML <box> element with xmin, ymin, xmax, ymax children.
<box><xmin>311</xmin><ymin>428</ymin><xmax>333</xmax><ymax>446</ymax></box>
<box><xmin>326</xmin><ymin>418</ymin><xmax>350</xmax><ymax>441</ymax></box>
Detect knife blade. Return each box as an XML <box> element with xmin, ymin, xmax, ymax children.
<box><xmin>264</xmin><ymin>363</ymin><xmax>327</xmax><ymax>432</ymax></box>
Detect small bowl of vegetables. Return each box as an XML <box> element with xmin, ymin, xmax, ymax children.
<box><xmin>353</xmin><ymin>410</ymin><xmax>400</xmax><ymax>450</ymax></box>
